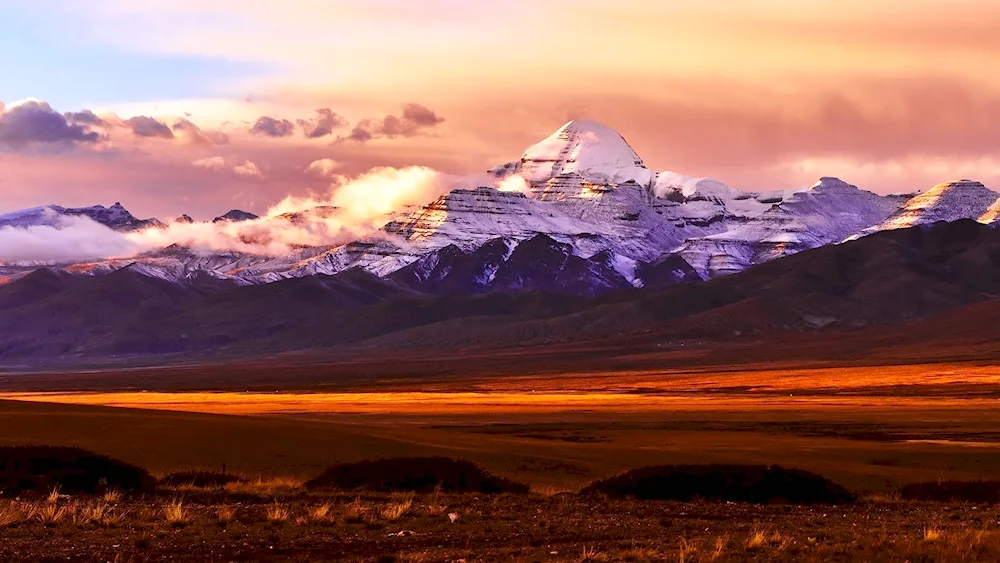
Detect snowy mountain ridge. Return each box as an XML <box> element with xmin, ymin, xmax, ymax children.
<box><xmin>1</xmin><ymin>120</ymin><xmax>998</xmax><ymax>293</ymax></box>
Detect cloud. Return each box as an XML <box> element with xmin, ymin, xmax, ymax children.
<box><xmin>340</xmin><ymin>103</ymin><xmax>445</xmax><ymax>143</ymax></box>
<box><xmin>191</xmin><ymin>156</ymin><xmax>227</xmax><ymax>170</ymax></box>
<box><xmin>125</xmin><ymin>166</ymin><xmax>454</xmax><ymax>257</ymax></box>
<box><xmin>64</xmin><ymin>110</ymin><xmax>105</xmax><ymax>127</ymax></box>
<box><xmin>232</xmin><ymin>160</ymin><xmax>263</xmax><ymax>178</ymax></box>
<box><xmin>297</xmin><ymin>108</ymin><xmax>347</xmax><ymax>138</ymax></box>
<box><xmin>0</xmin><ymin>215</ymin><xmax>138</xmax><ymax>262</ymax></box>
<box><xmin>126</xmin><ymin>116</ymin><xmax>175</xmax><ymax>139</ymax></box>
<box><xmin>0</xmin><ymin>99</ymin><xmax>103</xmax><ymax>149</ymax></box>
<box><xmin>172</xmin><ymin>118</ymin><xmax>230</xmax><ymax>145</ymax></box>
<box><xmin>192</xmin><ymin>156</ymin><xmax>263</xmax><ymax>178</ymax></box>
<box><xmin>401</xmin><ymin>103</ymin><xmax>445</xmax><ymax>128</ymax></box>
<box><xmin>304</xmin><ymin>158</ymin><xmax>342</xmax><ymax>177</ymax></box>
<box><xmin>250</xmin><ymin>116</ymin><xmax>296</xmax><ymax>137</ymax></box>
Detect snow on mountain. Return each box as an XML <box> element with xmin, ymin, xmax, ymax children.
<box><xmin>676</xmin><ymin>177</ymin><xmax>903</xmax><ymax>277</ymax></box>
<box><xmin>860</xmin><ymin>180</ymin><xmax>1000</xmax><ymax>235</ymax></box>
<box><xmin>0</xmin><ymin>202</ymin><xmax>164</xmax><ymax>232</ymax></box>
<box><xmin>4</xmin><ymin>120</ymin><xmax>998</xmax><ymax>293</ymax></box>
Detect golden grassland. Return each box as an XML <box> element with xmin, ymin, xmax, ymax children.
<box><xmin>6</xmin><ymin>361</ymin><xmax>1000</xmax><ymax>416</ymax></box>
<box><xmin>4</xmin><ymin>360</ymin><xmax>1000</xmax><ymax>492</ymax></box>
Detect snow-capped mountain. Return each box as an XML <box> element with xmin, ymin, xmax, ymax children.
<box><xmin>0</xmin><ymin>202</ymin><xmax>164</xmax><ymax>231</ymax></box>
<box><xmin>859</xmin><ymin>180</ymin><xmax>1000</xmax><ymax>235</ymax></box>
<box><xmin>1</xmin><ymin>120</ymin><xmax>998</xmax><ymax>293</ymax></box>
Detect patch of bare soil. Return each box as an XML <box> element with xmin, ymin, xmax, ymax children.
<box><xmin>2</xmin><ymin>490</ymin><xmax>1000</xmax><ymax>562</ymax></box>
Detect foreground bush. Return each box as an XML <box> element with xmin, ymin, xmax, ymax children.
<box><xmin>581</xmin><ymin>464</ymin><xmax>854</xmax><ymax>504</ymax></box>
<box><xmin>0</xmin><ymin>446</ymin><xmax>155</xmax><ymax>495</ymax></box>
<box><xmin>305</xmin><ymin>456</ymin><xmax>530</xmax><ymax>493</ymax></box>
<box><xmin>160</xmin><ymin>471</ymin><xmax>245</xmax><ymax>488</ymax></box>
<box><xmin>900</xmin><ymin>480</ymin><xmax>1000</xmax><ymax>503</ymax></box>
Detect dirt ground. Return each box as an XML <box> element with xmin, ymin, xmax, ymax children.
<box><xmin>3</xmin><ymin>491</ymin><xmax>1000</xmax><ymax>562</ymax></box>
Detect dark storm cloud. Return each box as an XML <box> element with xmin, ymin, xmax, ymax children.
<box><xmin>0</xmin><ymin>100</ymin><xmax>102</xmax><ymax>148</ymax></box>
<box><xmin>297</xmin><ymin>108</ymin><xmax>348</xmax><ymax>138</ymax></box>
<box><xmin>250</xmin><ymin>116</ymin><xmax>296</xmax><ymax>138</ymax></box>
<box><xmin>338</xmin><ymin>103</ymin><xmax>445</xmax><ymax>143</ymax></box>
<box><xmin>126</xmin><ymin>116</ymin><xmax>175</xmax><ymax>139</ymax></box>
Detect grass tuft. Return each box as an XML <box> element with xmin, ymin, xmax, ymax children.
<box><xmin>0</xmin><ymin>501</ymin><xmax>33</xmax><ymax>528</ymax></box>
<box><xmin>378</xmin><ymin>493</ymin><xmax>414</xmax><ymax>522</ymax></box>
<box><xmin>77</xmin><ymin>501</ymin><xmax>123</xmax><ymax>527</ymax></box>
<box><xmin>36</xmin><ymin>502</ymin><xmax>72</xmax><ymax>526</ymax></box>
<box><xmin>266</xmin><ymin>503</ymin><xmax>292</xmax><ymax>524</ymax></box>
<box><xmin>162</xmin><ymin>499</ymin><xmax>188</xmax><ymax>527</ymax></box>
<box><xmin>309</xmin><ymin>503</ymin><xmax>333</xmax><ymax>523</ymax></box>
<box><xmin>216</xmin><ymin>505</ymin><xmax>236</xmax><ymax>526</ymax></box>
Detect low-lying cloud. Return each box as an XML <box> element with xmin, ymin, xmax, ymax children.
<box><xmin>126</xmin><ymin>166</ymin><xmax>453</xmax><ymax>256</ymax></box>
<box><xmin>0</xmin><ymin>215</ymin><xmax>139</xmax><ymax>262</ymax></box>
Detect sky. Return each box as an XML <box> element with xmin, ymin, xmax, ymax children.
<box><xmin>2</xmin><ymin>0</ymin><xmax>1000</xmax><ymax>220</ymax></box>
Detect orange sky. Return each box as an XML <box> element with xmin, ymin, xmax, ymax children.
<box><xmin>2</xmin><ymin>0</ymin><xmax>1000</xmax><ymax>218</ymax></box>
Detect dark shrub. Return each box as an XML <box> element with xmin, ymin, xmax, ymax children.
<box><xmin>305</xmin><ymin>456</ymin><xmax>530</xmax><ymax>493</ymax></box>
<box><xmin>581</xmin><ymin>464</ymin><xmax>854</xmax><ymax>504</ymax></box>
<box><xmin>0</xmin><ymin>446</ymin><xmax>155</xmax><ymax>495</ymax></box>
<box><xmin>160</xmin><ymin>471</ymin><xmax>245</xmax><ymax>488</ymax></box>
<box><xmin>900</xmin><ymin>481</ymin><xmax>1000</xmax><ymax>503</ymax></box>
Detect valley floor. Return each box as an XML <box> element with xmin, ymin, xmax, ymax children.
<box><xmin>3</xmin><ymin>357</ymin><xmax>1000</xmax><ymax>560</ymax></box>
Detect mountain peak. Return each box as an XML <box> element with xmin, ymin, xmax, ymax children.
<box><xmin>521</xmin><ymin>120</ymin><xmax>645</xmax><ymax>174</ymax></box>
<box><xmin>872</xmin><ymin>179</ymin><xmax>998</xmax><ymax>232</ymax></box>
<box><xmin>810</xmin><ymin>177</ymin><xmax>856</xmax><ymax>191</ymax></box>
<box><xmin>212</xmin><ymin>209</ymin><xmax>260</xmax><ymax>223</ymax></box>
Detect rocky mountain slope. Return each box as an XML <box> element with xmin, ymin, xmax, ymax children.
<box><xmin>2</xmin><ymin>220</ymin><xmax>1000</xmax><ymax>360</ymax></box>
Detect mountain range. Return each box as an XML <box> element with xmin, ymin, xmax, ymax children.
<box><xmin>3</xmin><ymin>120</ymin><xmax>999</xmax><ymax>291</ymax></box>
<box><xmin>2</xmin><ymin>119</ymin><xmax>1000</xmax><ymax>360</ymax></box>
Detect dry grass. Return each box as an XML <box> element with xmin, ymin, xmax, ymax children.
<box><xmin>103</xmin><ymin>489</ymin><xmax>122</xmax><ymax>504</ymax></box>
<box><xmin>162</xmin><ymin>499</ymin><xmax>188</xmax><ymax>527</ymax></box>
<box><xmin>76</xmin><ymin>501</ymin><xmax>123</xmax><ymax>527</ymax></box>
<box><xmin>36</xmin><ymin>502</ymin><xmax>72</xmax><ymax>526</ymax></box>
<box><xmin>223</xmin><ymin>476</ymin><xmax>302</xmax><ymax>497</ymax></box>
<box><xmin>308</xmin><ymin>503</ymin><xmax>333</xmax><ymax>523</ymax></box>
<box><xmin>745</xmin><ymin>526</ymin><xmax>787</xmax><ymax>551</ymax></box>
<box><xmin>531</xmin><ymin>483</ymin><xmax>574</xmax><ymax>497</ymax></box>
<box><xmin>865</xmin><ymin>490</ymin><xmax>903</xmax><ymax>503</ymax></box>
<box><xmin>0</xmin><ymin>500</ymin><xmax>33</xmax><ymax>527</ymax></box>
<box><xmin>216</xmin><ymin>505</ymin><xmax>236</xmax><ymax>526</ymax></box>
<box><xmin>345</xmin><ymin>496</ymin><xmax>366</xmax><ymax>521</ymax></box>
<box><xmin>924</xmin><ymin>527</ymin><xmax>943</xmax><ymax>542</ymax></box>
<box><xmin>616</xmin><ymin>547</ymin><xmax>663</xmax><ymax>562</ymax></box>
<box><xmin>266</xmin><ymin>503</ymin><xmax>292</xmax><ymax>524</ymax></box>
<box><xmin>710</xmin><ymin>535</ymin><xmax>728</xmax><ymax>560</ymax></box>
<box><xmin>46</xmin><ymin>486</ymin><xmax>61</xmax><ymax>504</ymax></box>
<box><xmin>678</xmin><ymin>538</ymin><xmax>698</xmax><ymax>563</ymax></box>
<box><xmin>378</xmin><ymin>493</ymin><xmax>414</xmax><ymax>522</ymax></box>
<box><xmin>579</xmin><ymin>545</ymin><xmax>606</xmax><ymax>562</ymax></box>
